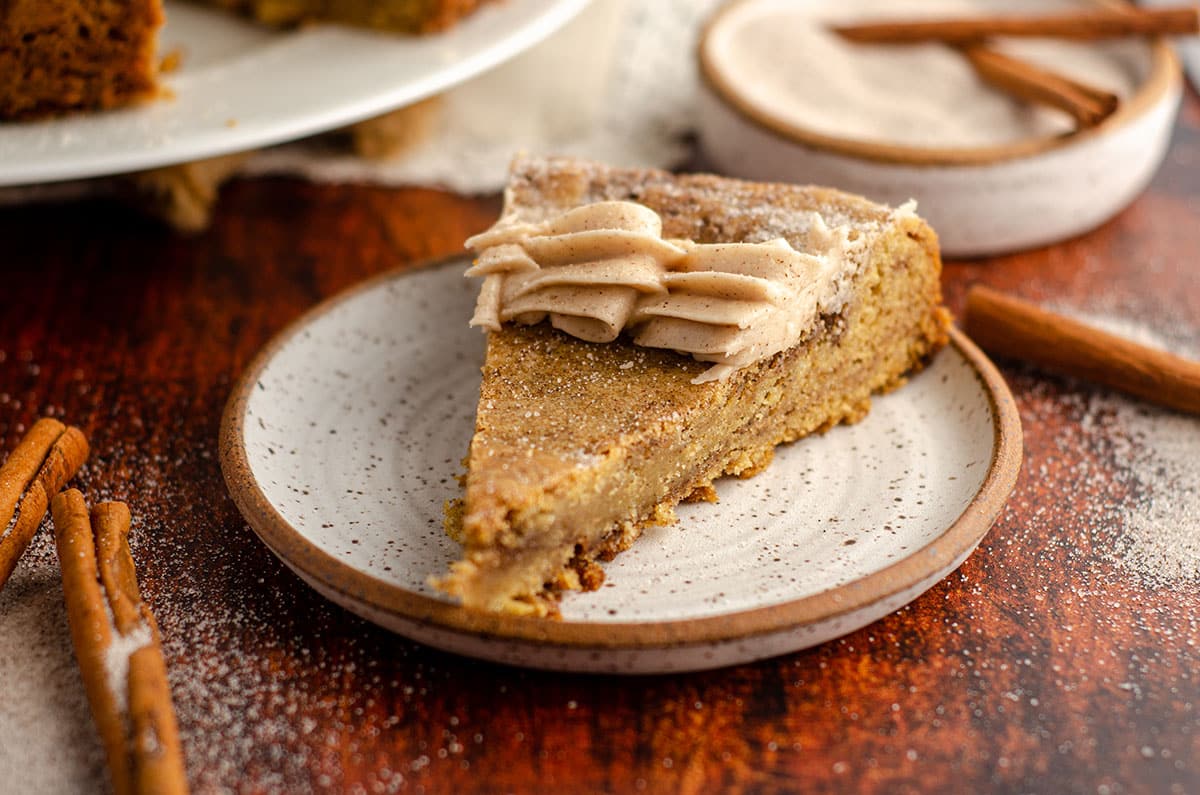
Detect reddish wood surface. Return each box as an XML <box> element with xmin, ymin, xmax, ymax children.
<box><xmin>2</xmin><ymin>94</ymin><xmax>1199</xmax><ymax>794</ymax></box>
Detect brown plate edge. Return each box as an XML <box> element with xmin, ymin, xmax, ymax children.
<box><xmin>219</xmin><ymin>259</ymin><xmax>1024</xmax><ymax>652</ymax></box>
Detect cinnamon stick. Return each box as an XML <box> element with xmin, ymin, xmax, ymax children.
<box><xmin>52</xmin><ymin>490</ymin><xmax>189</xmax><ymax>795</ymax></box>
<box><xmin>834</xmin><ymin>6</ymin><xmax>1200</xmax><ymax>44</ymax></box>
<box><xmin>962</xmin><ymin>45</ymin><xmax>1119</xmax><ymax>128</ymax></box>
<box><xmin>0</xmin><ymin>418</ymin><xmax>65</xmax><ymax>530</ymax></box>
<box><xmin>965</xmin><ymin>286</ymin><xmax>1200</xmax><ymax>415</ymax></box>
<box><xmin>0</xmin><ymin>420</ymin><xmax>88</xmax><ymax>589</ymax></box>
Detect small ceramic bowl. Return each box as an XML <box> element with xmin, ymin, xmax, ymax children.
<box><xmin>697</xmin><ymin>0</ymin><xmax>1183</xmax><ymax>257</ymax></box>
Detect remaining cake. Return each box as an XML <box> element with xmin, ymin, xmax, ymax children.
<box><xmin>0</xmin><ymin>0</ymin><xmax>164</xmax><ymax>120</ymax></box>
<box><xmin>0</xmin><ymin>0</ymin><xmax>492</xmax><ymax>120</ymax></box>
<box><xmin>436</xmin><ymin>155</ymin><xmax>951</xmax><ymax>615</ymax></box>
<box><xmin>199</xmin><ymin>0</ymin><xmax>497</xmax><ymax>33</ymax></box>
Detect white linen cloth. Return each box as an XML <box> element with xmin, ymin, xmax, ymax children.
<box><xmin>248</xmin><ymin>0</ymin><xmax>723</xmax><ymax>193</ymax></box>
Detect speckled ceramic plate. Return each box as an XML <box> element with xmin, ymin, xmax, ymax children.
<box><xmin>220</xmin><ymin>259</ymin><xmax>1022</xmax><ymax>674</ymax></box>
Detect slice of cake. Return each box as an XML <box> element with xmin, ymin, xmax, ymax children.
<box><xmin>435</xmin><ymin>155</ymin><xmax>951</xmax><ymax>616</ymax></box>
<box><xmin>0</xmin><ymin>0</ymin><xmax>164</xmax><ymax>120</ymax></box>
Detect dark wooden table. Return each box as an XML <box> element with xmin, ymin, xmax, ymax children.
<box><xmin>3</xmin><ymin>92</ymin><xmax>1198</xmax><ymax>795</ymax></box>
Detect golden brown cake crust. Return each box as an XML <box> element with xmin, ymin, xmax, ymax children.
<box><xmin>0</xmin><ymin>0</ymin><xmax>163</xmax><ymax>120</ymax></box>
<box><xmin>438</xmin><ymin>155</ymin><xmax>951</xmax><ymax>615</ymax></box>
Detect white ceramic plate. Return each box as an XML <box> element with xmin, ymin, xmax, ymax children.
<box><xmin>0</xmin><ymin>0</ymin><xmax>588</xmax><ymax>187</ymax></box>
<box><xmin>220</xmin><ymin>261</ymin><xmax>1022</xmax><ymax>674</ymax></box>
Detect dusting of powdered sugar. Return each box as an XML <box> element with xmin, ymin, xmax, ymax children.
<box><xmin>1046</xmin><ymin>308</ymin><xmax>1200</xmax><ymax>588</ymax></box>
<box><xmin>103</xmin><ymin>620</ymin><xmax>153</xmax><ymax>716</ymax></box>
<box><xmin>0</xmin><ymin>534</ymin><xmax>107</xmax><ymax>794</ymax></box>
<box><xmin>0</xmin><ymin>433</ymin><xmax>323</xmax><ymax>793</ymax></box>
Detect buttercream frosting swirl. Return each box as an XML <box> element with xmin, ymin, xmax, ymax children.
<box><xmin>465</xmin><ymin>200</ymin><xmax>865</xmax><ymax>383</ymax></box>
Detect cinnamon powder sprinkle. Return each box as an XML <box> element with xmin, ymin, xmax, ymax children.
<box><xmin>0</xmin><ymin>309</ymin><xmax>1196</xmax><ymax>790</ymax></box>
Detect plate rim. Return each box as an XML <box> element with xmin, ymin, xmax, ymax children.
<box><xmin>0</xmin><ymin>0</ymin><xmax>590</xmax><ymax>186</ymax></box>
<box><xmin>219</xmin><ymin>258</ymin><xmax>1023</xmax><ymax>650</ymax></box>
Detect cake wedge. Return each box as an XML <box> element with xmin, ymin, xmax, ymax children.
<box><xmin>435</xmin><ymin>155</ymin><xmax>951</xmax><ymax>615</ymax></box>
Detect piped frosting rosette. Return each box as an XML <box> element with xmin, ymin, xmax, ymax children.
<box><xmin>466</xmin><ymin>202</ymin><xmax>681</xmax><ymax>344</ymax></box>
<box><xmin>465</xmin><ymin>201</ymin><xmax>863</xmax><ymax>383</ymax></box>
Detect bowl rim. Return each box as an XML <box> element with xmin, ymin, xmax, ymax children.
<box><xmin>698</xmin><ymin>0</ymin><xmax>1181</xmax><ymax>167</ymax></box>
